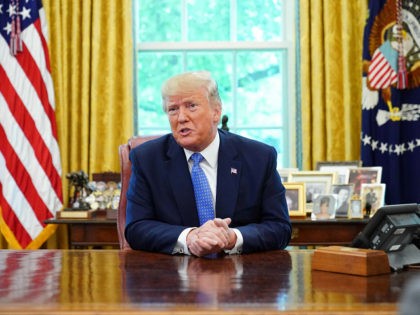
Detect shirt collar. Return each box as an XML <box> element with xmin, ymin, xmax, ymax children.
<box><xmin>184</xmin><ymin>132</ymin><xmax>219</xmax><ymax>168</ymax></box>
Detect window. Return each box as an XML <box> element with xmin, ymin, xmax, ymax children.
<box><xmin>133</xmin><ymin>0</ymin><xmax>296</xmax><ymax>167</ymax></box>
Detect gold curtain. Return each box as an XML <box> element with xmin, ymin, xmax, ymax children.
<box><xmin>0</xmin><ymin>0</ymin><xmax>134</xmax><ymax>249</ymax></box>
<box><xmin>44</xmin><ymin>0</ymin><xmax>134</xmax><ymax>248</ymax></box>
<box><xmin>299</xmin><ymin>0</ymin><xmax>368</xmax><ymax>170</ymax></box>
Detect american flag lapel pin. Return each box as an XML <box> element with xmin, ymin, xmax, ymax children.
<box><xmin>231</xmin><ymin>167</ymin><xmax>237</xmax><ymax>175</ymax></box>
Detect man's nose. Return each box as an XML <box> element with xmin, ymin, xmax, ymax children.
<box><xmin>177</xmin><ymin>106</ymin><xmax>188</xmax><ymax>121</ymax></box>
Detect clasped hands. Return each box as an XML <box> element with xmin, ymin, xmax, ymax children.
<box><xmin>186</xmin><ymin>218</ymin><xmax>237</xmax><ymax>257</ymax></box>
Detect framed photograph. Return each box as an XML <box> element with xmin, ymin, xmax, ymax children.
<box><xmin>330</xmin><ymin>184</ymin><xmax>354</xmax><ymax>218</ymax></box>
<box><xmin>316</xmin><ymin>160</ymin><xmax>362</xmax><ymax>169</ymax></box>
<box><xmin>348</xmin><ymin>167</ymin><xmax>382</xmax><ymax>196</ymax></box>
<box><xmin>360</xmin><ymin>183</ymin><xmax>386</xmax><ymax>217</ymax></box>
<box><xmin>283</xmin><ymin>182</ymin><xmax>306</xmax><ymax>217</ymax></box>
<box><xmin>349</xmin><ymin>198</ymin><xmax>363</xmax><ymax>218</ymax></box>
<box><xmin>288</xmin><ymin>171</ymin><xmax>336</xmax><ymax>204</ymax></box>
<box><xmin>277</xmin><ymin>168</ymin><xmax>299</xmax><ymax>183</ymax></box>
<box><xmin>311</xmin><ymin>194</ymin><xmax>337</xmax><ymax>220</ymax></box>
<box><xmin>316</xmin><ymin>161</ymin><xmax>362</xmax><ymax>185</ymax></box>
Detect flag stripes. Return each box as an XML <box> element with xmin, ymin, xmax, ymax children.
<box><xmin>0</xmin><ymin>180</ymin><xmax>33</xmax><ymax>247</ymax></box>
<box><xmin>0</xmin><ymin>0</ymin><xmax>63</xmax><ymax>248</ymax></box>
<box><xmin>0</xmin><ymin>34</ymin><xmax>60</xmax><ymax>169</ymax></box>
<box><xmin>0</xmin><ymin>66</ymin><xmax>62</xmax><ymax>201</ymax></box>
<box><xmin>0</xmin><ymin>88</ymin><xmax>60</xmax><ymax>215</ymax></box>
<box><xmin>368</xmin><ymin>42</ymin><xmax>398</xmax><ymax>89</ymax></box>
<box><xmin>368</xmin><ymin>51</ymin><xmax>398</xmax><ymax>88</ymax></box>
<box><xmin>0</xmin><ymin>125</ymin><xmax>51</xmax><ymax>224</ymax></box>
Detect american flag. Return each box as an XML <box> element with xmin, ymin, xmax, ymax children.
<box><xmin>367</xmin><ymin>41</ymin><xmax>398</xmax><ymax>90</ymax></box>
<box><xmin>0</xmin><ymin>0</ymin><xmax>63</xmax><ymax>248</ymax></box>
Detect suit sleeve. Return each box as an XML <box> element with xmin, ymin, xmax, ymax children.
<box><xmin>124</xmin><ymin>147</ymin><xmax>185</xmax><ymax>254</ymax></box>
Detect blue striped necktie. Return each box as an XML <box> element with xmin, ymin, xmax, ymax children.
<box><xmin>190</xmin><ymin>153</ymin><xmax>214</xmax><ymax>225</ymax></box>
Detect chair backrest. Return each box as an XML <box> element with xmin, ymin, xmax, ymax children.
<box><xmin>117</xmin><ymin>135</ymin><xmax>160</xmax><ymax>250</ymax></box>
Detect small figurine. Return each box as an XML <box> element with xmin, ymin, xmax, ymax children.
<box><xmin>221</xmin><ymin>115</ymin><xmax>229</xmax><ymax>131</ymax></box>
<box><xmin>66</xmin><ymin>170</ymin><xmax>92</xmax><ymax>209</ymax></box>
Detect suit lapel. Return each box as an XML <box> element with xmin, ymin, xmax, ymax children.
<box><xmin>215</xmin><ymin>132</ymin><xmax>241</xmax><ymax>219</ymax></box>
<box><xmin>166</xmin><ymin>137</ymin><xmax>199</xmax><ymax>226</ymax></box>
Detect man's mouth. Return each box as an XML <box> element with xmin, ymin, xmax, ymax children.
<box><xmin>179</xmin><ymin>128</ymin><xmax>191</xmax><ymax>136</ymax></box>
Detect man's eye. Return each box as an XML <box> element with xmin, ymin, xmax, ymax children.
<box><xmin>168</xmin><ymin>107</ymin><xmax>178</xmax><ymax>113</ymax></box>
<box><xmin>188</xmin><ymin>103</ymin><xmax>198</xmax><ymax>110</ymax></box>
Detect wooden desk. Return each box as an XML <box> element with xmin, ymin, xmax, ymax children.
<box><xmin>0</xmin><ymin>249</ymin><xmax>417</xmax><ymax>315</ymax></box>
<box><xmin>45</xmin><ymin>216</ymin><xmax>368</xmax><ymax>248</ymax></box>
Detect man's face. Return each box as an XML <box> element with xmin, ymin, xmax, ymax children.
<box><xmin>165</xmin><ymin>88</ymin><xmax>221</xmax><ymax>152</ymax></box>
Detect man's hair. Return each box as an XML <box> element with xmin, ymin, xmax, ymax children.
<box><xmin>161</xmin><ymin>71</ymin><xmax>222</xmax><ymax>112</ymax></box>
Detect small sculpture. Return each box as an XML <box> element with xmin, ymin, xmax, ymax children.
<box><xmin>221</xmin><ymin>115</ymin><xmax>229</xmax><ymax>131</ymax></box>
<box><xmin>66</xmin><ymin>170</ymin><xmax>92</xmax><ymax>209</ymax></box>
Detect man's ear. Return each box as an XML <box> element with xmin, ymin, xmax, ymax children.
<box><xmin>212</xmin><ymin>104</ymin><xmax>222</xmax><ymax>123</ymax></box>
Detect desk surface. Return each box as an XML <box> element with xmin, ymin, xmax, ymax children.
<box><xmin>0</xmin><ymin>249</ymin><xmax>418</xmax><ymax>315</ymax></box>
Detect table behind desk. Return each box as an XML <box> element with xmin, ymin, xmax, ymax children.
<box><xmin>45</xmin><ymin>216</ymin><xmax>369</xmax><ymax>248</ymax></box>
<box><xmin>0</xmin><ymin>249</ymin><xmax>418</xmax><ymax>315</ymax></box>
<box><xmin>290</xmin><ymin>217</ymin><xmax>369</xmax><ymax>246</ymax></box>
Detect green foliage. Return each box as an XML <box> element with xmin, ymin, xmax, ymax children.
<box><xmin>237</xmin><ymin>0</ymin><xmax>283</xmax><ymax>40</ymax></box>
<box><xmin>137</xmin><ymin>0</ymin><xmax>181</xmax><ymax>42</ymax></box>
<box><xmin>187</xmin><ymin>0</ymin><xmax>230</xmax><ymax>41</ymax></box>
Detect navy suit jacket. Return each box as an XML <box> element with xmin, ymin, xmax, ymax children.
<box><xmin>125</xmin><ymin>130</ymin><xmax>291</xmax><ymax>254</ymax></box>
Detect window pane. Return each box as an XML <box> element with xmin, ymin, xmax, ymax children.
<box><xmin>236</xmin><ymin>51</ymin><xmax>285</xmax><ymax>127</ymax></box>
<box><xmin>137</xmin><ymin>52</ymin><xmax>183</xmax><ymax>129</ymax></box>
<box><xmin>137</xmin><ymin>0</ymin><xmax>181</xmax><ymax>42</ymax></box>
<box><xmin>186</xmin><ymin>52</ymin><xmax>234</xmax><ymax>119</ymax></box>
<box><xmin>237</xmin><ymin>0</ymin><xmax>283</xmax><ymax>41</ymax></box>
<box><xmin>237</xmin><ymin>128</ymin><xmax>286</xmax><ymax>167</ymax></box>
<box><xmin>187</xmin><ymin>0</ymin><xmax>230</xmax><ymax>41</ymax></box>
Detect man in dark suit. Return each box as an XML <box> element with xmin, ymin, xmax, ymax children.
<box><xmin>125</xmin><ymin>71</ymin><xmax>291</xmax><ymax>257</ymax></box>
<box><xmin>335</xmin><ymin>187</ymin><xmax>350</xmax><ymax>217</ymax></box>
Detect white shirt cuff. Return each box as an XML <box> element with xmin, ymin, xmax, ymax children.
<box><xmin>224</xmin><ymin>228</ymin><xmax>243</xmax><ymax>255</ymax></box>
<box><xmin>172</xmin><ymin>227</ymin><xmax>194</xmax><ymax>255</ymax></box>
